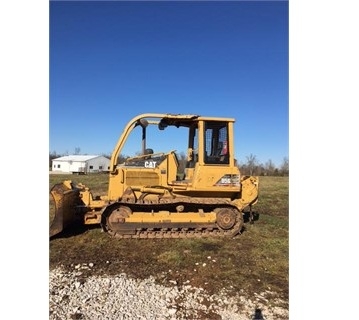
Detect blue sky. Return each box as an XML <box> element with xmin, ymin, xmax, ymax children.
<box><xmin>49</xmin><ymin>0</ymin><xmax>288</xmax><ymax>167</ymax></box>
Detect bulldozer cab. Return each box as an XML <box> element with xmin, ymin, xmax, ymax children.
<box><xmin>113</xmin><ymin>113</ymin><xmax>235</xmax><ymax>170</ymax></box>
<box><xmin>105</xmin><ymin>113</ymin><xmax>240</xmax><ymax>201</ymax></box>
<box><xmin>184</xmin><ymin>119</ymin><xmax>230</xmax><ymax>181</ymax></box>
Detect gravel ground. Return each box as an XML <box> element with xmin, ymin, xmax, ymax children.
<box><xmin>49</xmin><ymin>264</ymin><xmax>289</xmax><ymax>320</ymax></box>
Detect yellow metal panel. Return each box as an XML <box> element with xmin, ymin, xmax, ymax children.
<box><xmin>125</xmin><ymin>170</ymin><xmax>159</xmax><ymax>186</ymax></box>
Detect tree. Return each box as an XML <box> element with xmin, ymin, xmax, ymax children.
<box><xmin>280</xmin><ymin>157</ymin><xmax>289</xmax><ymax>176</ymax></box>
<box><xmin>264</xmin><ymin>159</ymin><xmax>276</xmax><ymax>176</ymax></box>
<box><xmin>118</xmin><ymin>154</ymin><xmax>128</xmax><ymax>164</ymax></box>
<box><xmin>49</xmin><ymin>151</ymin><xmax>58</xmax><ymax>169</ymax></box>
<box><xmin>246</xmin><ymin>153</ymin><xmax>258</xmax><ymax>175</ymax></box>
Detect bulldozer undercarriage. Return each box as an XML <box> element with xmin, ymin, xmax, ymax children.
<box><xmin>101</xmin><ymin>199</ymin><xmax>244</xmax><ymax>239</ymax></box>
<box><xmin>50</xmin><ymin>180</ymin><xmax>248</xmax><ymax>239</ymax></box>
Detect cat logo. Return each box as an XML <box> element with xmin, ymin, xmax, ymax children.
<box><xmin>144</xmin><ymin>161</ymin><xmax>157</xmax><ymax>168</ymax></box>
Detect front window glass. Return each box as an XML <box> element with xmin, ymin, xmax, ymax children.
<box><xmin>204</xmin><ymin>121</ymin><xmax>229</xmax><ymax>164</ymax></box>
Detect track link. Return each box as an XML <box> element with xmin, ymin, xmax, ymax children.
<box><xmin>107</xmin><ymin>225</ymin><xmax>242</xmax><ymax>239</ymax></box>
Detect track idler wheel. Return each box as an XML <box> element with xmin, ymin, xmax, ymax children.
<box><xmin>102</xmin><ymin>205</ymin><xmax>133</xmax><ymax>235</ymax></box>
<box><xmin>216</xmin><ymin>208</ymin><xmax>237</xmax><ymax>230</ymax></box>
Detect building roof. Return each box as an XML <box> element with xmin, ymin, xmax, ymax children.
<box><xmin>53</xmin><ymin>155</ymin><xmax>108</xmax><ymax>162</ymax></box>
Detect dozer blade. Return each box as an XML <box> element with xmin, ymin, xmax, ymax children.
<box><xmin>49</xmin><ymin>182</ymin><xmax>82</xmax><ymax>238</ymax></box>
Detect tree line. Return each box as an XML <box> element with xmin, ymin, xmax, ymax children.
<box><xmin>238</xmin><ymin>154</ymin><xmax>289</xmax><ymax>177</ymax></box>
<box><xmin>49</xmin><ymin>151</ymin><xmax>288</xmax><ymax>177</ymax></box>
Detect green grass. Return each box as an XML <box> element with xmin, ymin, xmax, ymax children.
<box><xmin>49</xmin><ymin>174</ymin><xmax>289</xmax><ymax>305</ymax></box>
<box><xmin>255</xmin><ymin>176</ymin><xmax>289</xmax><ymax>217</ymax></box>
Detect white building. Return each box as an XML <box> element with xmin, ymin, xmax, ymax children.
<box><xmin>51</xmin><ymin>155</ymin><xmax>110</xmax><ymax>174</ymax></box>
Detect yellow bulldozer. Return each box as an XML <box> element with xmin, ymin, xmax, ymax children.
<box><xmin>50</xmin><ymin>113</ymin><xmax>259</xmax><ymax>239</ymax></box>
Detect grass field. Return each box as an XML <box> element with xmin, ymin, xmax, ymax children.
<box><xmin>49</xmin><ymin>174</ymin><xmax>289</xmax><ymax>306</ymax></box>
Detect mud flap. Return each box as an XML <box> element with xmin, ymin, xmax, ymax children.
<box><xmin>49</xmin><ymin>182</ymin><xmax>82</xmax><ymax>238</ymax></box>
